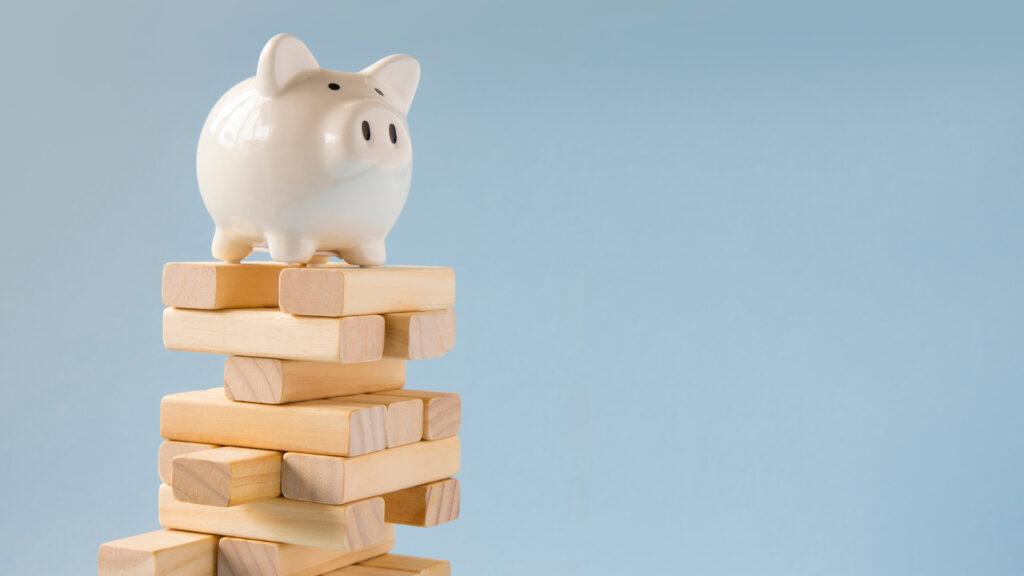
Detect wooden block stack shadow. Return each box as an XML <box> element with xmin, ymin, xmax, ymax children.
<box><xmin>99</xmin><ymin>263</ymin><xmax>459</xmax><ymax>576</ymax></box>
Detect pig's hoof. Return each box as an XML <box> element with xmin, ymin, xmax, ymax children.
<box><xmin>267</xmin><ymin>231</ymin><xmax>316</xmax><ymax>264</ymax></box>
<box><xmin>212</xmin><ymin>229</ymin><xmax>253</xmax><ymax>263</ymax></box>
<box><xmin>306</xmin><ymin>253</ymin><xmax>333</xmax><ymax>267</ymax></box>
<box><xmin>342</xmin><ymin>241</ymin><xmax>386</xmax><ymax>267</ymax></box>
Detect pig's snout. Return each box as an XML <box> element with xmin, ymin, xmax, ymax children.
<box><xmin>326</xmin><ymin>100</ymin><xmax>412</xmax><ymax>181</ymax></box>
<box><xmin>347</xmin><ymin>102</ymin><xmax>409</xmax><ymax>156</ymax></box>
<box><xmin>360</xmin><ymin>119</ymin><xmax>398</xmax><ymax>144</ymax></box>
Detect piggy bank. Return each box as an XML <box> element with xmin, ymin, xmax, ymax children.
<box><xmin>196</xmin><ymin>34</ymin><xmax>420</xmax><ymax>266</ymax></box>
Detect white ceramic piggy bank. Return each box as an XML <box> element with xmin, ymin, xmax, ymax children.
<box><xmin>197</xmin><ymin>34</ymin><xmax>420</xmax><ymax>266</ymax></box>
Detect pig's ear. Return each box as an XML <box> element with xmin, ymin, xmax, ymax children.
<box><xmin>256</xmin><ymin>34</ymin><xmax>320</xmax><ymax>96</ymax></box>
<box><xmin>362</xmin><ymin>54</ymin><xmax>420</xmax><ymax>114</ymax></box>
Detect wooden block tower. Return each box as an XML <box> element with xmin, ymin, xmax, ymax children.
<box><xmin>98</xmin><ymin>262</ymin><xmax>460</xmax><ymax>576</ymax></box>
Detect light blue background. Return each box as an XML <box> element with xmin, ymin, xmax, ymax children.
<box><xmin>1</xmin><ymin>1</ymin><xmax>1022</xmax><ymax>574</ymax></box>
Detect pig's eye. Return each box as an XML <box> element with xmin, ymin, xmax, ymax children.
<box><xmin>374</xmin><ymin>88</ymin><xmax>384</xmax><ymax>96</ymax></box>
<box><xmin>389</xmin><ymin>124</ymin><xmax>397</xmax><ymax>144</ymax></box>
<box><xmin>362</xmin><ymin>121</ymin><xmax>371</xmax><ymax>141</ymax></box>
<box><xmin>328</xmin><ymin>83</ymin><xmax>340</xmax><ymax>91</ymax></box>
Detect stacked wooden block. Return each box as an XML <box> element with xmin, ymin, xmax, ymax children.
<box><xmin>99</xmin><ymin>263</ymin><xmax>460</xmax><ymax>576</ymax></box>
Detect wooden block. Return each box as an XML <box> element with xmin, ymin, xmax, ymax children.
<box><xmin>443</xmin><ymin>309</ymin><xmax>455</xmax><ymax>350</ymax></box>
<box><xmin>173</xmin><ymin>447</ymin><xmax>282</xmax><ymax>506</ymax></box>
<box><xmin>161</xmin><ymin>388</ymin><xmax>387</xmax><ymax>457</ymax></box>
<box><xmin>357</xmin><ymin>555</ymin><xmax>450</xmax><ymax>576</ymax></box>
<box><xmin>158</xmin><ymin>484</ymin><xmax>386</xmax><ymax>551</ymax></box>
<box><xmin>370</xmin><ymin>390</ymin><xmax>460</xmax><ymax>441</ymax></box>
<box><xmin>217</xmin><ymin>525</ymin><xmax>395</xmax><ymax>576</ymax></box>
<box><xmin>163</xmin><ymin>308</ymin><xmax>384</xmax><ymax>364</ymax></box>
<box><xmin>225</xmin><ymin>357</ymin><xmax>405</xmax><ymax>405</ymax></box>
<box><xmin>279</xmin><ymin>266</ymin><xmax>454</xmax><ymax>317</ymax></box>
<box><xmin>159</xmin><ymin>440</ymin><xmax>219</xmax><ymax>485</ymax></box>
<box><xmin>381</xmin><ymin>478</ymin><xmax>460</xmax><ymax>527</ymax></box>
<box><xmin>383</xmin><ymin>311</ymin><xmax>453</xmax><ymax>360</ymax></box>
<box><xmin>333</xmin><ymin>555</ymin><xmax>450</xmax><ymax>576</ymax></box>
<box><xmin>282</xmin><ymin>437</ymin><xmax>460</xmax><ymax>505</ymax></box>
<box><xmin>162</xmin><ymin>262</ymin><xmax>291</xmax><ymax>310</ymax></box>
<box><xmin>335</xmin><ymin>395</ymin><xmax>423</xmax><ymax>448</ymax></box>
<box><xmin>98</xmin><ymin>529</ymin><xmax>218</xmax><ymax>576</ymax></box>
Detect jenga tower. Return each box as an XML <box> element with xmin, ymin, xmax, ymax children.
<box><xmin>98</xmin><ymin>262</ymin><xmax>459</xmax><ymax>576</ymax></box>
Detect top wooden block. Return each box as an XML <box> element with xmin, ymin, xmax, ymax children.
<box><xmin>163</xmin><ymin>262</ymin><xmax>291</xmax><ymax>310</ymax></box>
<box><xmin>279</xmin><ymin>266</ymin><xmax>455</xmax><ymax>317</ymax></box>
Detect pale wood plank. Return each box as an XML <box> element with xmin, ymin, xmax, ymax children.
<box><xmin>98</xmin><ymin>529</ymin><xmax>218</xmax><ymax>576</ymax></box>
<box><xmin>335</xmin><ymin>395</ymin><xmax>424</xmax><ymax>448</ymax></box>
<box><xmin>159</xmin><ymin>440</ymin><xmax>219</xmax><ymax>485</ymax></box>
<box><xmin>381</xmin><ymin>478</ymin><xmax>460</xmax><ymax>527</ymax></box>
<box><xmin>339</xmin><ymin>555</ymin><xmax>450</xmax><ymax>576</ymax></box>
<box><xmin>370</xmin><ymin>390</ymin><xmax>461</xmax><ymax>440</ymax></box>
<box><xmin>217</xmin><ymin>525</ymin><xmax>395</xmax><ymax>576</ymax></box>
<box><xmin>278</xmin><ymin>266</ymin><xmax>454</xmax><ymax>318</ymax></box>
<box><xmin>443</xmin><ymin>309</ymin><xmax>455</xmax><ymax>350</ymax></box>
<box><xmin>162</xmin><ymin>262</ymin><xmax>291</xmax><ymax>310</ymax></box>
<box><xmin>282</xmin><ymin>437</ymin><xmax>460</xmax><ymax>506</ymax></box>
<box><xmin>333</xmin><ymin>561</ymin><xmax>401</xmax><ymax>569</ymax></box>
<box><xmin>172</xmin><ymin>447</ymin><xmax>282</xmax><ymax>507</ymax></box>
<box><xmin>327</xmin><ymin>568</ymin><xmax>401</xmax><ymax>576</ymax></box>
<box><xmin>224</xmin><ymin>357</ymin><xmax>405</xmax><ymax>405</ymax></box>
<box><xmin>158</xmin><ymin>485</ymin><xmax>386</xmax><ymax>551</ymax></box>
<box><xmin>383</xmin><ymin>311</ymin><xmax>452</xmax><ymax>360</ymax></box>
<box><xmin>161</xmin><ymin>388</ymin><xmax>387</xmax><ymax>457</ymax></box>
<box><xmin>163</xmin><ymin>308</ymin><xmax>384</xmax><ymax>363</ymax></box>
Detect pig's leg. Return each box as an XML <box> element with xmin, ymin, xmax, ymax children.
<box><xmin>341</xmin><ymin>240</ymin><xmax>386</xmax><ymax>267</ymax></box>
<box><xmin>307</xmin><ymin>253</ymin><xmax>333</xmax><ymax>267</ymax></box>
<box><xmin>211</xmin><ymin>228</ymin><xmax>253</xmax><ymax>263</ymax></box>
<box><xmin>266</xmin><ymin>230</ymin><xmax>316</xmax><ymax>264</ymax></box>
